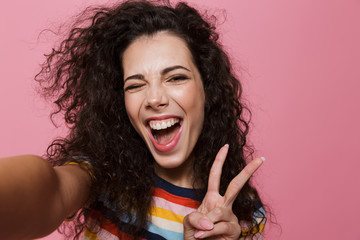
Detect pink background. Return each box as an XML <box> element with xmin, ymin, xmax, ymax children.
<box><xmin>1</xmin><ymin>0</ymin><xmax>359</xmax><ymax>239</ymax></box>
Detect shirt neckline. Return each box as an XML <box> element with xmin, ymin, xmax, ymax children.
<box><xmin>154</xmin><ymin>174</ymin><xmax>205</xmax><ymax>201</ymax></box>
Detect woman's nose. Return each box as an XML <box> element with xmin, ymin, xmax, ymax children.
<box><xmin>145</xmin><ymin>85</ymin><xmax>169</xmax><ymax>110</ymax></box>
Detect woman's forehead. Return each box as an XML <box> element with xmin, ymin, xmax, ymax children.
<box><xmin>122</xmin><ymin>32</ymin><xmax>196</xmax><ymax>76</ymax></box>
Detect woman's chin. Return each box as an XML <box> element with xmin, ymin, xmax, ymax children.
<box><xmin>153</xmin><ymin>155</ymin><xmax>187</xmax><ymax>170</ymax></box>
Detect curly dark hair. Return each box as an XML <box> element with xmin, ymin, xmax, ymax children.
<box><xmin>36</xmin><ymin>0</ymin><xmax>266</xmax><ymax>239</ymax></box>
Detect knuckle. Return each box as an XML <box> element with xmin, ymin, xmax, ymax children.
<box><xmin>235</xmin><ymin>222</ymin><xmax>242</xmax><ymax>236</ymax></box>
<box><xmin>242</xmin><ymin>166</ymin><xmax>253</xmax><ymax>177</ymax></box>
<box><xmin>222</xmin><ymin>222</ymin><xmax>232</xmax><ymax>232</ymax></box>
<box><xmin>213</xmin><ymin>207</ymin><xmax>223</xmax><ymax>218</ymax></box>
<box><xmin>233</xmin><ymin>214</ymin><xmax>239</xmax><ymax>223</ymax></box>
<box><xmin>209</xmin><ymin>170</ymin><xmax>218</xmax><ymax>177</ymax></box>
<box><xmin>232</xmin><ymin>179</ymin><xmax>242</xmax><ymax>188</ymax></box>
<box><xmin>184</xmin><ymin>211</ymin><xmax>196</xmax><ymax>224</ymax></box>
<box><xmin>187</xmin><ymin>212</ymin><xmax>197</xmax><ymax>222</ymax></box>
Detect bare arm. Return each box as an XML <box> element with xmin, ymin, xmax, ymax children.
<box><xmin>0</xmin><ymin>155</ymin><xmax>91</xmax><ymax>240</ymax></box>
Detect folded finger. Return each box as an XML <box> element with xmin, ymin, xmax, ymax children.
<box><xmin>183</xmin><ymin>211</ymin><xmax>214</xmax><ymax>231</ymax></box>
<box><xmin>224</xmin><ymin>157</ymin><xmax>264</xmax><ymax>207</ymax></box>
<box><xmin>206</xmin><ymin>207</ymin><xmax>238</xmax><ymax>224</ymax></box>
<box><xmin>194</xmin><ymin>221</ymin><xmax>241</xmax><ymax>239</ymax></box>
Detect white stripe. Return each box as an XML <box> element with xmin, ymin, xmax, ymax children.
<box><xmin>150</xmin><ymin>215</ymin><xmax>183</xmax><ymax>233</ymax></box>
<box><xmin>97</xmin><ymin>228</ymin><xmax>120</xmax><ymax>240</ymax></box>
<box><xmin>152</xmin><ymin>196</ymin><xmax>197</xmax><ymax>216</ymax></box>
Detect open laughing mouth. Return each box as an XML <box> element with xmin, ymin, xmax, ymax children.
<box><xmin>146</xmin><ymin>117</ymin><xmax>183</xmax><ymax>152</ymax></box>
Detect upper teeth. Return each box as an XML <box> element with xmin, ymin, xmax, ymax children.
<box><xmin>149</xmin><ymin>118</ymin><xmax>180</xmax><ymax>130</ymax></box>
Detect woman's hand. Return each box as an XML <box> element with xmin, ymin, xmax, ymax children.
<box><xmin>183</xmin><ymin>144</ymin><xmax>264</xmax><ymax>239</ymax></box>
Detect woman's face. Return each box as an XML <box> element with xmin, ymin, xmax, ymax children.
<box><xmin>123</xmin><ymin>31</ymin><xmax>205</xmax><ymax>172</ymax></box>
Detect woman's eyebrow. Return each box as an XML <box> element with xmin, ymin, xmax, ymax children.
<box><xmin>161</xmin><ymin>65</ymin><xmax>190</xmax><ymax>75</ymax></box>
<box><xmin>124</xmin><ymin>65</ymin><xmax>190</xmax><ymax>82</ymax></box>
<box><xmin>124</xmin><ymin>74</ymin><xmax>144</xmax><ymax>82</ymax></box>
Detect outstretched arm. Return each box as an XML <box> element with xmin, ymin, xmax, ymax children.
<box><xmin>0</xmin><ymin>155</ymin><xmax>91</xmax><ymax>240</ymax></box>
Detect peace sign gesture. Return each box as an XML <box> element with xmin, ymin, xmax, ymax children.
<box><xmin>183</xmin><ymin>144</ymin><xmax>264</xmax><ymax>239</ymax></box>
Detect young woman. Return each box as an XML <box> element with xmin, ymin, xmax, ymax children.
<box><xmin>0</xmin><ymin>1</ymin><xmax>266</xmax><ymax>239</ymax></box>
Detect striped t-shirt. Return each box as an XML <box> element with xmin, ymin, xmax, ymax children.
<box><xmin>82</xmin><ymin>175</ymin><xmax>265</xmax><ymax>240</ymax></box>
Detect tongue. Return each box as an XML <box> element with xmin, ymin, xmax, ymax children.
<box><xmin>155</xmin><ymin>124</ymin><xmax>180</xmax><ymax>145</ymax></box>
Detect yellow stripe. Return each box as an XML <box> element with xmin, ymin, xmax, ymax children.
<box><xmin>65</xmin><ymin>161</ymin><xmax>95</xmax><ymax>180</ymax></box>
<box><xmin>83</xmin><ymin>229</ymin><xmax>100</xmax><ymax>240</ymax></box>
<box><xmin>150</xmin><ymin>206</ymin><xmax>184</xmax><ymax>223</ymax></box>
<box><xmin>241</xmin><ymin>223</ymin><xmax>265</xmax><ymax>237</ymax></box>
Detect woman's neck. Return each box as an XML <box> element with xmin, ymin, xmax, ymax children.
<box><xmin>155</xmin><ymin>157</ymin><xmax>194</xmax><ymax>188</ymax></box>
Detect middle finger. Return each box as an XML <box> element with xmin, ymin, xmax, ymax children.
<box><xmin>224</xmin><ymin>157</ymin><xmax>264</xmax><ymax>207</ymax></box>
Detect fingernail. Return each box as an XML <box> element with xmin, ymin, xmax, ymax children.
<box><xmin>260</xmin><ymin>157</ymin><xmax>266</xmax><ymax>161</ymax></box>
<box><xmin>200</xmin><ymin>219</ymin><xmax>213</xmax><ymax>230</ymax></box>
<box><xmin>224</xmin><ymin>143</ymin><xmax>229</xmax><ymax>147</ymax></box>
<box><xmin>194</xmin><ymin>230</ymin><xmax>205</xmax><ymax>238</ymax></box>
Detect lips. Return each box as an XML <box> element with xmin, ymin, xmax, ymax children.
<box><xmin>145</xmin><ymin>115</ymin><xmax>183</xmax><ymax>152</ymax></box>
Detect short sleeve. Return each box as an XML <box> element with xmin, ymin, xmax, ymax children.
<box><xmin>64</xmin><ymin>156</ymin><xmax>95</xmax><ymax>181</ymax></box>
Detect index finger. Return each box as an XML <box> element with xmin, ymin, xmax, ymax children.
<box><xmin>224</xmin><ymin>157</ymin><xmax>265</xmax><ymax>207</ymax></box>
<box><xmin>207</xmin><ymin>144</ymin><xmax>229</xmax><ymax>193</ymax></box>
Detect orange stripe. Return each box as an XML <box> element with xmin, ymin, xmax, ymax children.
<box><xmin>152</xmin><ymin>187</ymin><xmax>201</xmax><ymax>209</ymax></box>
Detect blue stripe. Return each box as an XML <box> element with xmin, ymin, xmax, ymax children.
<box><xmin>254</xmin><ymin>206</ymin><xmax>266</xmax><ymax>218</ymax></box>
<box><xmin>145</xmin><ymin>220</ymin><xmax>183</xmax><ymax>240</ymax></box>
